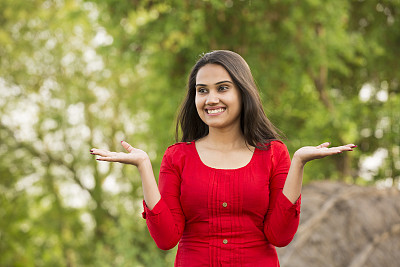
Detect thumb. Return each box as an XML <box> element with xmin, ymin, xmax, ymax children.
<box><xmin>316</xmin><ymin>142</ymin><xmax>330</xmax><ymax>149</ymax></box>
<box><xmin>121</xmin><ymin>141</ymin><xmax>134</xmax><ymax>152</ymax></box>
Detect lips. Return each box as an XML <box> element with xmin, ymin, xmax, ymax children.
<box><xmin>206</xmin><ymin>107</ymin><xmax>226</xmax><ymax>114</ymax></box>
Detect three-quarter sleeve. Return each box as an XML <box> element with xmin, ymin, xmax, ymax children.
<box><xmin>142</xmin><ymin>147</ymin><xmax>186</xmax><ymax>250</ymax></box>
<box><xmin>263</xmin><ymin>142</ymin><xmax>301</xmax><ymax>247</ymax></box>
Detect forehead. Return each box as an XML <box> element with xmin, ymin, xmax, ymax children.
<box><xmin>196</xmin><ymin>64</ymin><xmax>232</xmax><ymax>84</ymax></box>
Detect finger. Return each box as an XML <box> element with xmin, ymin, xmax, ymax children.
<box><xmin>339</xmin><ymin>145</ymin><xmax>354</xmax><ymax>151</ymax></box>
<box><xmin>336</xmin><ymin>144</ymin><xmax>357</xmax><ymax>149</ymax></box>
<box><xmin>90</xmin><ymin>148</ymin><xmax>98</xmax><ymax>155</ymax></box>
<box><xmin>96</xmin><ymin>157</ymin><xmax>120</xmax><ymax>162</ymax></box>
<box><xmin>121</xmin><ymin>141</ymin><xmax>134</xmax><ymax>153</ymax></box>
<box><xmin>90</xmin><ymin>148</ymin><xmax>101</xmax><ymax>153</ymax></box>
<box><xmin>346</xmin><ymin>144</ymin><xmax>357</xmax><ymax>148</ymax></box>
<box><xmin>321</xmin><ymin>147</ymin><xmax>341</xmax><ymax>154</ymax></box>
<box><xmin>330</xmin><ymin>145</ymin><xmax>353</xmax><ymax>153</ymax></box>
<box><xmin>91</xmin><ymin>149</ymin><xmax>112</xmax><ymax>157</ymax></box>
<box><xmin>316</xmin><ymin>142</ymin><xmax>330</xmax><ymax>149</ymax></box>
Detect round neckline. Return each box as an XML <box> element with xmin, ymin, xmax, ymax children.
<box><xmin>191</xmin><ymin>140</ymin><xmax>257</xmax><ymax>171</ymax></box>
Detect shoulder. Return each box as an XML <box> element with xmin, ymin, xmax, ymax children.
<box><xmin>269</xmin><ymin>140</ymin><xmax>291</xmax><ymax>167</ymax></box>
<box><xmin>258</xmin><ymin>140</ymin><xmax>289</xmax><ymax>162</ymax></box>
<box><xmin>258</xmin><ymin>140</ymin><xmax>288</xmax><ymax>153</ymax></box>
<box><xmin>162</xmin><ymin>142</ymin><xmax>194</xmax><ymax>170</ymax></box>
<box><xmin>163</xmin><ymin>141</ymin><xmax>194</xmax><ymax>163</ymax></box>
<box><xmin>167</xmin><ymin>141</ymin><xmax>193</xmax><ymax>148</ymax></box>
<box><xmin>269</xmin><ymin>140</ymin><xmax>288</xmax><ymax>153</ymax></box>
<box><xmin>166</xmin><ymin>142</ymin><xmax>192</xmax><ymax>153</ymax></box>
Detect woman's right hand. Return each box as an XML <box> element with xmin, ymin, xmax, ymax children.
<box><xmin>90</xmin><ymin>141</ymin><xmax>150</xmax><ymax>167</ymax></box>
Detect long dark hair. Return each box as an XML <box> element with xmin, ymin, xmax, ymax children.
<box><xmin>175</xmin><ymin>50</ymin><xmax>282</xmax><ymax>150</ymax></box>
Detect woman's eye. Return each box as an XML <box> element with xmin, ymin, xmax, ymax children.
<box><xmin>198</xmin><ymin>88</ymin><xmax>207</xmax><ymax>93</ymax></box>
<box><xmin>219</xmin><ymin>85</ymin><xmax>229</xmax><ymax>91</ymax></box>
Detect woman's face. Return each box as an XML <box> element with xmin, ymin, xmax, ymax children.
<box><xmin>195</xmin><ymin>64</ymin><xmax>242</xmax><ymax>130</ymax></box>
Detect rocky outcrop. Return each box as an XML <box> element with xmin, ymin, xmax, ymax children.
<box><xmin>277</xmin><ymin>181</ymin><xmax>400</xmax><ymax>267</ymax></box>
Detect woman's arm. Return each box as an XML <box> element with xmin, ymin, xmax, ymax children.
<box><xmin>90</xmin><ymin>141</ymin><xmax>185</xmax><ymax>250</ymax></box>
<box><xmin>263</xmin><ymin>141</ymin><xmax>356</xmax><ymax>246</ymax></box>
<box><xmin>90</xmin><ymin>141</ymin><xmax>161</xmax><ymax>209</ymax></box>
<box><xmin>282</xmin><ymin>142</ymin><xmax>356</xmax><ymax>204</ymax></box>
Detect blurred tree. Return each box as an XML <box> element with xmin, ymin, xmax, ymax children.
<box><xmin>0</xmin><ymin>0</ymin><xmax>163</xmax><ymax>265</ymax></box>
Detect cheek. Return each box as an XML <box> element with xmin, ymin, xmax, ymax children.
<box><xmin>233</xmin><ymin>93</ymin><xmax>242</xmax><ymax>113</ymax></box>
<box><xmin>195</xmin><ymin>96</ymin><xmax>203</xmax><ymax>115</ymax></box>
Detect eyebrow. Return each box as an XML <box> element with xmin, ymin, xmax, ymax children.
<box><xmin>195</xmin><ymin>80</ymin><xmax>233</xmax><ymax>87</ymax></box>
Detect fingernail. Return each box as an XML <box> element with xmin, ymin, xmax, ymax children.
<box><xmin>121</xmin><ymin>141</ymin><xmax>124</xmax><ymax>143</ymax></box>
<box><xmin>96</xmin><ymin>159</ymin><xmax>101</xmax><ymax>161</ymax></box>
<box><xmin>351</xmin><ymin>145</ymin><xmax>357</xmax><ymax>148</ymax></box>
<box><xmin>90</xmin><ymin>153</ymin><xmax>94</xmax><ymax>155</ymax></box>
<box><xmin>90</xmin><ymin>150</ymin><xmax>93</xmax><ymax>152</ymax></box>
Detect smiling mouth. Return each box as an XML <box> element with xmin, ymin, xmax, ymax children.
<box><xmin>206</xmin><ymin>108</ymin><xmax>226</xmax><ymax>114</ymax></box>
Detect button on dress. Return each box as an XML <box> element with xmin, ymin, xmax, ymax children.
<box><xmin>142</xmin><ymin>141</ymin><xmax>301</xmax><ymax>266</ymax></box>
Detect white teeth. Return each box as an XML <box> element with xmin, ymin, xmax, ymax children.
<box><xmin>207</xmin><ymin>108</ymin><xmax>225</xmax><ymax>114</ymax></box>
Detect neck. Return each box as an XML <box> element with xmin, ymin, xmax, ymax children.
<box><xmin>204</xmin><ymin>124</ymin><xmax>246</xmax><ymax>150</ymax></box>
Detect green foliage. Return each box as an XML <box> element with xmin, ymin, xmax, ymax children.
<box><xmin>1</xmin><ymin>0</ymin><xmax>399</xmax><ymax>265</ymax></box>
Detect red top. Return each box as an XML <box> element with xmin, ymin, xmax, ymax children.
<box><xmin>142</xmin><ymin>140</ymin><xmax>301</xmax><ymax>266</ymax></box>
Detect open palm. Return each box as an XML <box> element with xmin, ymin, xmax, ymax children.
<box><xmin>294</xmin><ymin>142</ymin><xmax>356</xmax><ymax>165</ymax></box>
<box><xmin>90</xmin><ymin>141</ymin><xmax>149</xmax><ymax>167</ymax></box>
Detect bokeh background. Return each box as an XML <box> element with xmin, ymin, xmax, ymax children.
<box><xmin>1</xmin><ymin>0</ymin><xmax>399</xmax><ymax>266</ymax></box>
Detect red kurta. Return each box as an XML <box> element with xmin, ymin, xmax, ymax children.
<box><xmin>142</xmin><ymin>140</ymin><xmax>301</xmax><ymax>266</ymax></box>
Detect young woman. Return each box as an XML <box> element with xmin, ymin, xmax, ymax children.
<box><xmin>90</xmin><ymin>50</ymin><xmax>356</xmax><ymax>266</ymax></box>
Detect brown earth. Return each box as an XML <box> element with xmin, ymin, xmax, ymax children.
<box><xmin>276</xmin><ymin>181</ymin><xmax>400</xmax><ymax>267</ymax></box>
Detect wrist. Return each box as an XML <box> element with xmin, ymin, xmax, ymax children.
<box><xmin>292</xmin><ymin>153</ymin><xmax>306</xmax><ymax>168</ymax></box>
<box><xmin>137</xmin><ymin>157</ymin><xmax>151</xmax><ymax>172</ymax></box>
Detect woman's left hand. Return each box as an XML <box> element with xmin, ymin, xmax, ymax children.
<box><xmin>293</xmin><ymin>142</ymin><xmax>356</xmax><ymax>165</ymax></box>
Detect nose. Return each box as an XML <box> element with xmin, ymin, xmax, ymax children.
<box><xmin>205</xmin><ymin>91</ymin><xmax>219</xmax><ymax>105</ymax></box>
